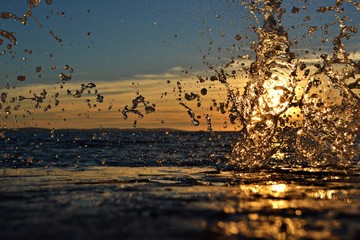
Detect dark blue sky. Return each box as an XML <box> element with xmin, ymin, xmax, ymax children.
<box><xmin>1</xmin><ymin>0</ymin><xmax>252</xmax><ymax>84</ymax></box>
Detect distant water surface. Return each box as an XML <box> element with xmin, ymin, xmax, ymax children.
<box><xmin>0</xmin><ymin>129</ymin><xmax>234</xmax><ymax>168</ymax></box>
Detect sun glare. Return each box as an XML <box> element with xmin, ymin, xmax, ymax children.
<box><xmin>271</xmin><ymin>183</ymin><xmax>287</xmax><ymax>193</ymax></box>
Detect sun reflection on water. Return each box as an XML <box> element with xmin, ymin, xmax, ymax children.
<box><xmin>270</xmin><ymin>183</ymin><xmax>286</xmax><ymax>194</ymax></box>
<box><xmin>211</xmin><ymin>169</ymin><xmax>360</xmax><ymax>239</ymax></box>
<box><xmin>0</xmin><ymin>166</ymin><xmax>359</xmax><ymax>239</ymax></box>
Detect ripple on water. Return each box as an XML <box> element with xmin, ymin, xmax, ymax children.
<box><xmin>0</xmin><ymin>166</ymin><xmax>359</xmax><ymax>239</ymax></box>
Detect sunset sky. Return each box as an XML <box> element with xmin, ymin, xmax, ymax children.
<box><xmin>0</xmin><ymin>0</ymin><xmax>359</xmax><ymax>130</ymax></box>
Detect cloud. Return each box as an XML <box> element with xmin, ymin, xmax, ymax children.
<box><xmin>170</xmin><ymin>66</ymin><xmax>185</xmax><ymax>72</ymax></box>
<box><xmin>132</xmin><ymin>66</ymin><xmax>192</xmax><ymax>80</ymax></box>
<box><xmin>134</xmin><ymin>72</ymin><xmax>178</xmax><ymax>80</ymax></box>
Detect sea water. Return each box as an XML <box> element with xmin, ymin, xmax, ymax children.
<box><xmin>1</xmin><ymin>0</ymin><xmax>360</xmax><ymax>239</ymax></box>
<box><xmin>0</xmin><ymin>129</ymin><xmax>232</xmax><ymax>168</ymax></box>
<box><xmin>0</xmin><ymin>128</ymin><xmax>359</xmax><ymax>239</ymax></box>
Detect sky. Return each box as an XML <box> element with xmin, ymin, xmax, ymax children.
<box><xmin>0</xmin><ymin>0</ymin><xmax>359</xmax><ymax>130</ymax></box>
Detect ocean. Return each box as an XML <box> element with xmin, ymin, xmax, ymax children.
<box><xmin>0</xmin><ymin>128</ymin><xmax>359</xmax><ymax>239</ymax></box>
<box><xmin>0</xmin><ymin>129</ymin><xmax>234</xmax><ymax>168</ymax></box>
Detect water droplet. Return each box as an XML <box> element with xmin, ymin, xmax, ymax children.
<box><xmin>96</xmin><ymin>94</ymin><xmax>104</xmax><ymax>103</ymax></box>
<box><xmin>87</xmin><ymin>83</ymin><xmax>96</xmax><ymax>88</ymax></box>
<box><xmin>145</xmin><ymin>106</ymin><xmax>155</xmax><ymax>114</ymax></box>
<box><xmin>1</xmin><ymin>92</ymin><xmax>7</xmax><ymax>103</ymax></box>
<box><xmin>35</xmin><ymin>66</ymin><xmax>42</xmax><ymax>73</ymax></box>
<box><xmin>49</xmin><ymin>30</ymin><xmax>62</xmax><ymax>44</ymax></box>
<box><xmin>200</xmin><ymin>88</ymin><xmax>207</xmax><ymax>96</ymax></box>
<box><xmin>17</xmin><ymin>75</ymin><xmax>26</xmax><ymax>81</ymax></box>
<box><xmin>59</xmin><ymin>73</ymin><xmax>71</xmax><ymax>81</ymax></box>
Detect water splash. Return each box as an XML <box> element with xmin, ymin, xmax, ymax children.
<box><xmin>229</xmin><ymin>0</ymin><xmax>359</xmax><ymax>169</ymax></box>
<box><xmin>180</xmin><ymin>102</ymin><xmax>200</xmax><ymax>126</ymax></box>
<box><xmin>122</xmin><ymin>95</ymin><xmax>156</xmax><ymax>120</ymax></box>
<box><xmin>1</xmin><ymin>1</ymin><xmax>359</xmax><ymax>169</ymax></box>
<box><xmin>229</xmin><ymin>0</ymin><xmax>297</xmax><ymax>168</ymax></box>
<box><xmin>296</xmin><ymin>13</ymin><xmax>360</xmax><ymax>167</ymax></box>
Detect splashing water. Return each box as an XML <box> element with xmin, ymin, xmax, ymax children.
<box><xmin>228</xmin><ymin>0</ymin><xmax>359</xmax><ymax>169</ymax></box>
<box><xmin>1</xmin><ymin>3</ymin><xmax>360</xmax><ymax>240</ymax></box>
<box><xmin>297</xmin><ymin>21</ymin><xmax>360</xmax><ymax>167</ymax></box>
<box><xmin>229</xmin><ymin>0</ymin><xmax>297</xmax><ymax>168</ymax></box>
<box><xmin>0</xmin><ymin>0</ymin><xmax>54</xmax><ymax>51</ymax></box>
<box><xmin>1</xmin><ymin>1</ymin><xmax>359</xmax><ymax>170</ymax></box>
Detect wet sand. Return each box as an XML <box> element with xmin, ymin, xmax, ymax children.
<box><xmin>0</xmin><ymin>166</ymin><xmax>359</xmax><ymax>239</ymax></box>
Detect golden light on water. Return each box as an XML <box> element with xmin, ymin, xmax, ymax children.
<box><xmin>213</xmin><ymin>174</ymin><xmax>359</xmax><ymax>239</ymax></box>
<box><xmin>270</xmin><ymin>183</ymin><xmax>287</xmax><ymax>194</ymax></box>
